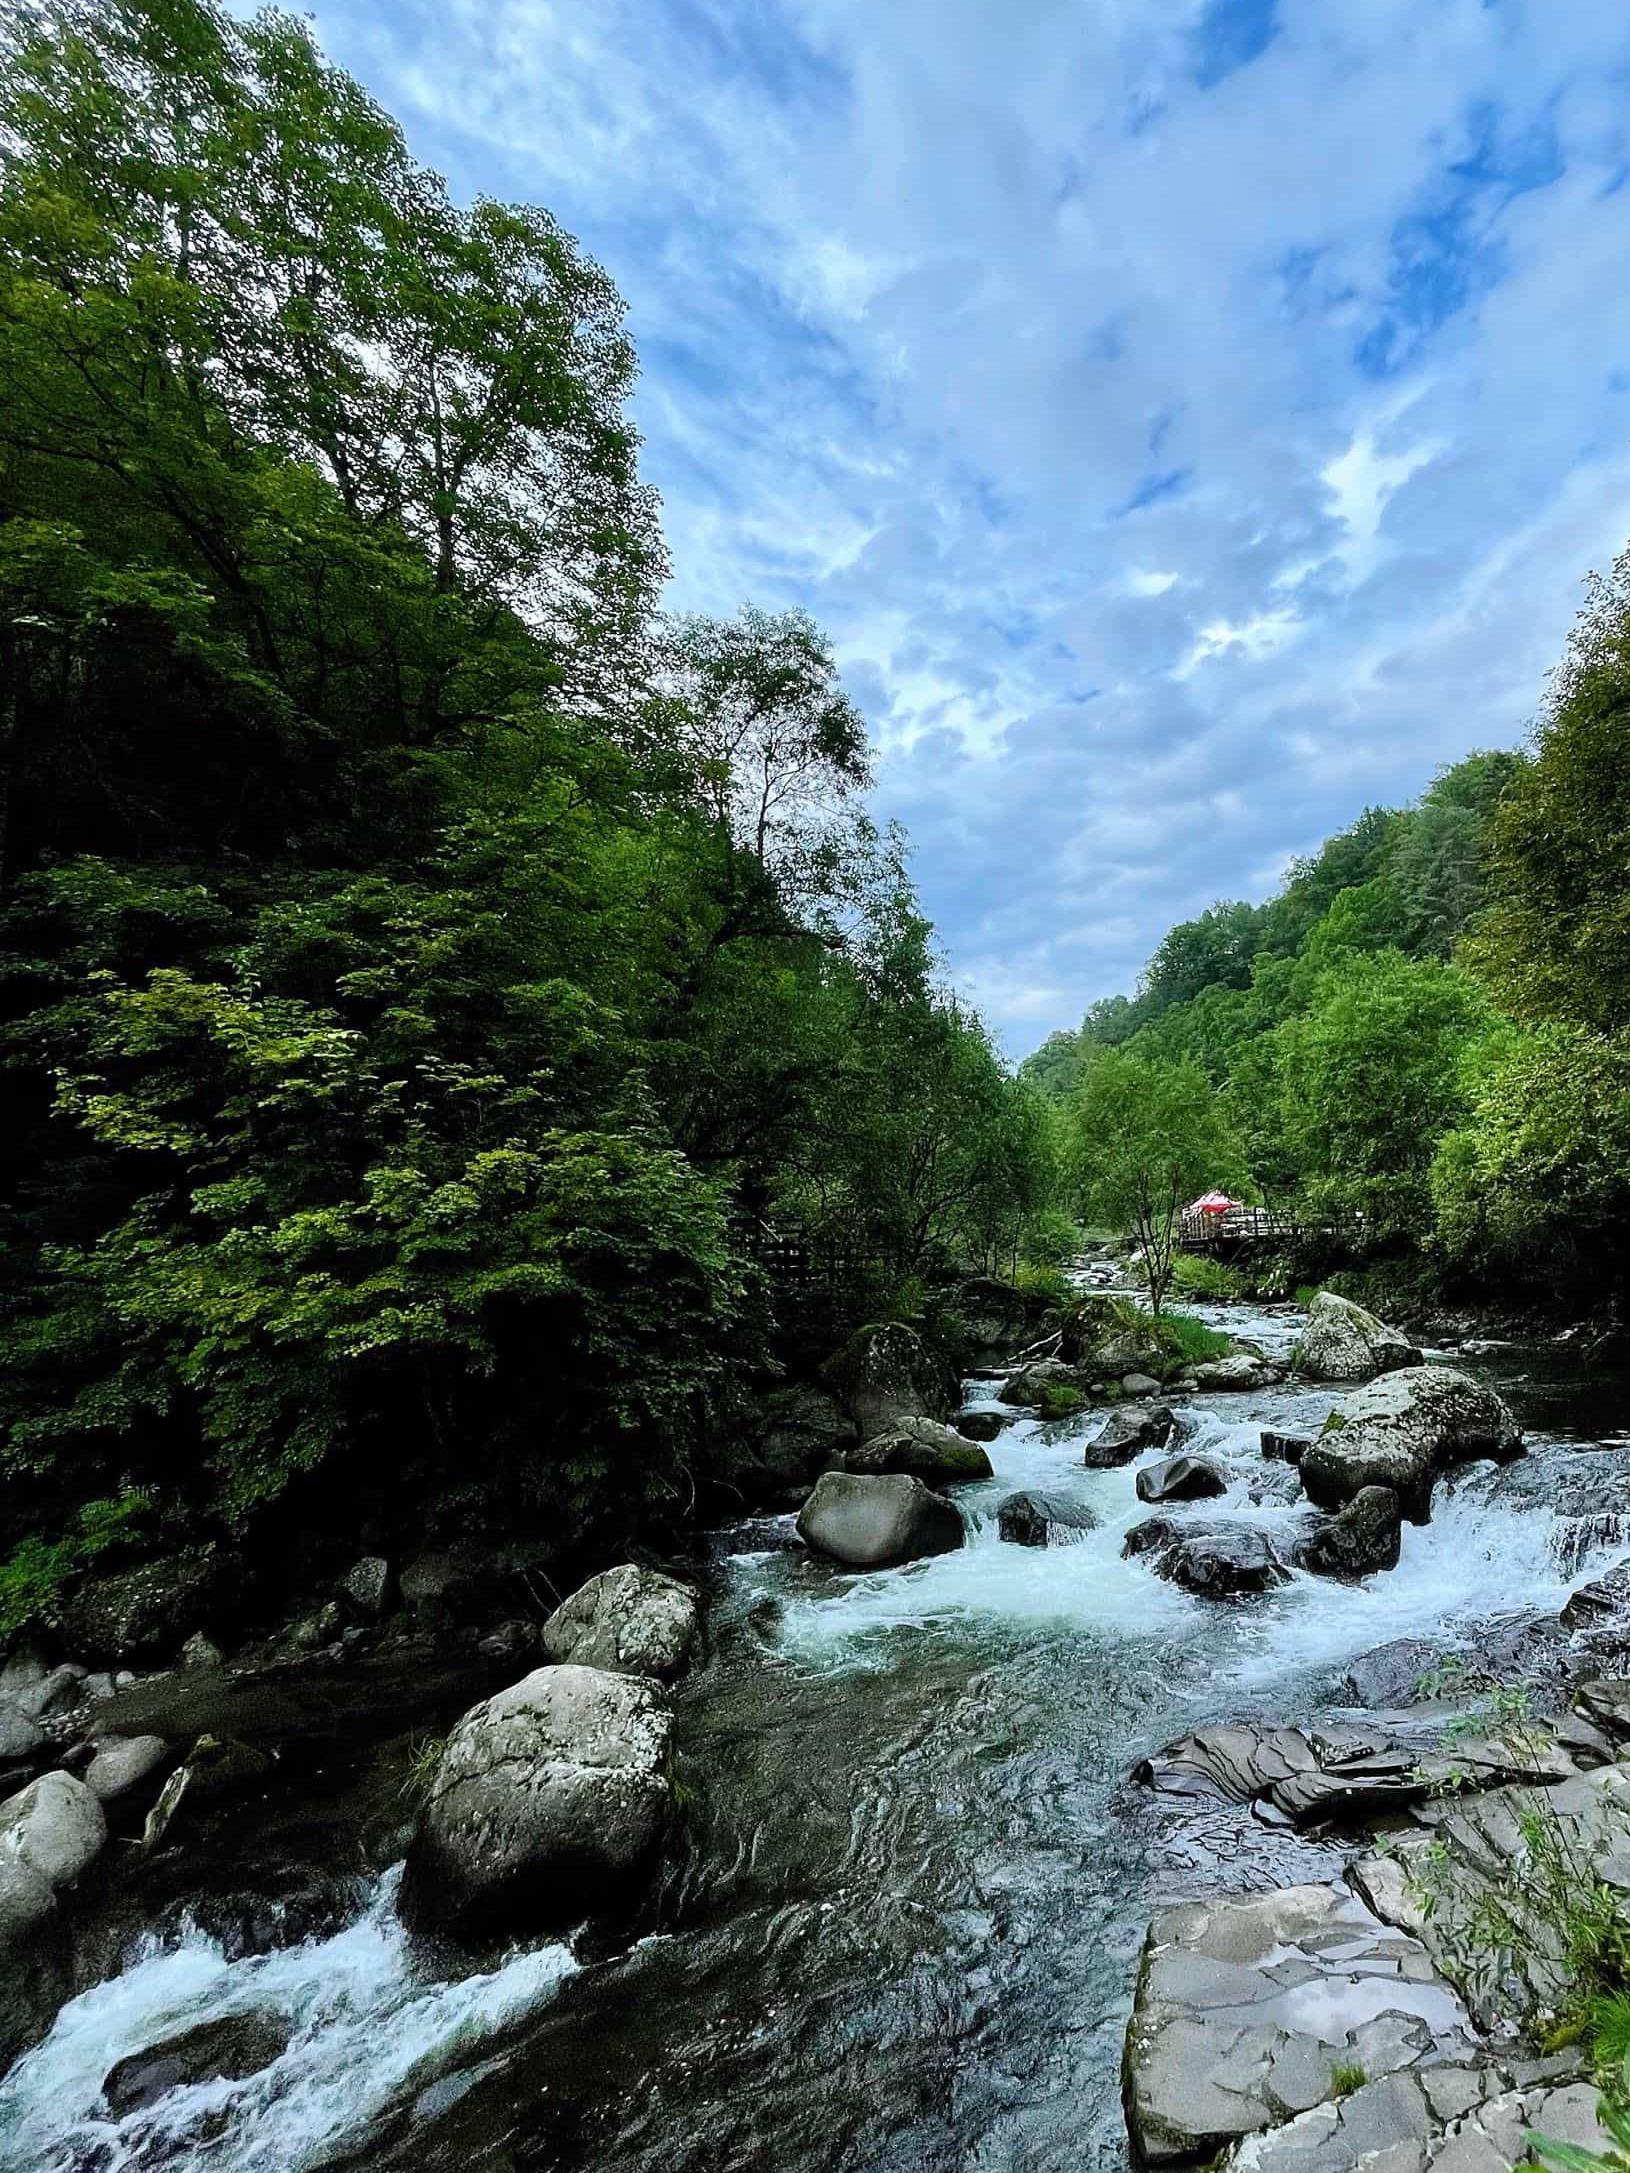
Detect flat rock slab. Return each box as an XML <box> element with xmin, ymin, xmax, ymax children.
<box><xmin>1124</xmin><ymin>1883</ymin><xmax>1477</xmax><ymax>2165</ymax></box>
<box><xmin>1228</xmin><ymin>2065</ymin><xmax>1606</xmax><ymax>2173</ymax></box>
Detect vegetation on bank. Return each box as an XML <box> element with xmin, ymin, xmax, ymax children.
<box><xmin>1027</xmin><ymin>567</ymin><xmax>1630</xmax><ymax>1313</ymax></box>
<box><xmin>0</xmin><ymin>0</ymin><xmax>1063</xmax><ymax>1629</ymax></box>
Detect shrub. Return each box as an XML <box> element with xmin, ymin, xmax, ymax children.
<box><xmin>1172</xmin><ymin>1255</ymin><xmax>1245</xmax><ymax>1301</ymax></box>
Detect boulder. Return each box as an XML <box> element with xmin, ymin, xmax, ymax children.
<box><xmin>0</xmin><ymin>1769</ymin><xmax>106</xmax><ymax>1891</ymax></box>
<box><xmin>796</xmin><ymin>1471</ymin><xmax>964</xmax><ymax>1569</ymax></box>
<box><xmin>996</xmin><ymin>1492</ymin><xmax>1100</xmax><ymax>1547</ymax></box>
<box><xmin>401</xmin><ymin>1664</ymin><xmax>674</xmax><ymax>1937</ymax></box>
<box><xmin>103</xmin><ymin>2009</ymin><xmax>293</xmax><ymax>2116</ymax></box>
<box><xmin>340</xmin><ymin>1556</ymin><xmax>396</xmax><ymax>1622</ymax></box>
<box><xmin>997</xmin><ymin>1358</ymin><xmax>1082</xmax><ymax>1407</ymax></box>
<box><xmin>1151</xmin><ymin>1529</ymin><xmax>1290</xmax><ymax>1599</ymax></box>
<box><xmin>1297</xmin><ymin>1486</ymin><xmax>1403</xmax><ymax>1579</ymax></box>
<box><xmin>1187</xmin><ymin>1355</ymin><xmax>1283</xmax><ymax>1392</ymax></box>
<box><xmin>541</xmin><ymin>1564</ymin><xmax>701</xmax><ymax>1683</ymax></box>
<box><xmin>17</xmin><ymin>1664</ymin><xmax>85</xmax><ymax>1720</ymax></box>
<box><xmin>948</xmin><ymin>1277</ymin><xmax>1040</xmax><ymax>1364</ymax></box>
<box><xmin>180</xmin><ymin>1631</ymin><xmax>224</xmax><ymax>1671</ymax></box>
<box><xmin>59</xmin><ymin>1549</ymin><xmax>222</xmax><ymax>1665</ymax></box>
<box><xmin>1299</xmin><ymin>1367</ymin><xmax>1523</xmax><ymax>1522</ymax></box>
<box><xmin>1561</xmin><ymin>1561</ymin><xmax>1630</xmax><ymax>1632</ymax></box>
<box><xmin>1261</xmin><ymin>1430</ymin><xmax>1312</xmax><ymax>1464</ymax></box>
<box><xmin>0</xmin><ymin>1701</ymin><xmax>44</xmax><ymax>1769</ymax></box>
<box><xmin>823</xmin><ymin>1321</ymin><xmax>956</xmax><ymax>1442</ymax></box>
<box><xmin>1136</xmin><ymin>1455</ymin><xmax>1228</xmax><ymax>1506</ymax></box>
<box><xmin>1292</xmin><ymin>1290</ymin><xmax>1421</xmax><ymax>1383</ymax></box>
<box><xmin>752</xmin><ymin>1384</ymin><xmax>858</xmax><ymax>1486</ymax></box>
<box><xmin>1061</xmin><ymin>1295</ymin><xmax>1166</xmax><ymax>1373</ymax></box>
<box><xmin>957</xmin><ymin>1409</ymin><xmax>1012</xmax><ymax>1444</ymax></box>
<box><xmin>1341</xmin><ymin>1636</ymin><xmax>1445</xmax><ymax>1709</ymax></box>
<box><xmin>844</xmin><ymin>1417</ymin><xmax>993</xmax><ymax>1485</ymax></box>
<box><xmin>1085</xmin><ymin>1405</ymin><xmax>1179</xmax><ymax>1469</ymax></box>
<box><xmin>84</xmin><ymin>1734</ymin><xmax>171</xmax><ymax>1805</ymax></box>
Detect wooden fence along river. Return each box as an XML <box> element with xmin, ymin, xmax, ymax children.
<box><xmin>1178</xmin><ymin>1204</ymin><xmax>1304</xmax><ymax>1254</ymax></box>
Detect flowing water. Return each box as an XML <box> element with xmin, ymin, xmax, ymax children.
<box><xmin>7</xmin><ymin>1300</ymin><xmax>1630</xmax><ymax>2173</ymax></box>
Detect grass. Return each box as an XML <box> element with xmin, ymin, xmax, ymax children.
<box><xmin>1158</xmin><ymin>1312</ymin><xmax>1233</xmax><ymax>1366</ymax></box>
<box><xmin>1329</xmin><ymin>2062</ymin><xmax>1366</xmax><ymax>2098</ymax></box>
<box><xmin>1171</xmin><ymin>1255</ymin><xmax>1247</xmax><ymax>1302</ymax></box>
<box><xmin>399</xmin><ymin>1733</ymin><xmax>446</xmax><ymax>1805</ymax></box>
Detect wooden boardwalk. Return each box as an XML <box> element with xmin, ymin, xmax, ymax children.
<box><xmin>1179</xmin><ymin>1204</ymin><xmax>1301</xmax><ymax>1253</ymax></box>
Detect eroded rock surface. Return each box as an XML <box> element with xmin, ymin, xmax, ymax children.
<box><xmin>541</xmin><ymin>1564</ymin><xmax>701</xmax><ymax>1683</ymax></box>
<box><xmin>1087</xmin><ymin>1405</ymin><xmax>1180</xmax><ymax>1468</ymax></box>
<box><xmin>995</xmin><ymin>1491</ymin><xmax>1099</xmax><ymax>1547</ymax></box>
<box><xmin>796</xmin><ymin>1470</ymin><xmax>965</xmax><ymax>1568</ymax></box>
<box><xmin>1299</xmin><ymin>1368</ymin><xmax>1523</xmax><ymax>1522</ymax></box>
<box><xmin>1292</xmin><ymin>1291</ymin><xmax>1421</xmax><ymax>1384</ymax></box>
<box><xmin>844</xmin><ymin>1416</ymin><xmax>993</xmax><ymax>1484</ymax></box>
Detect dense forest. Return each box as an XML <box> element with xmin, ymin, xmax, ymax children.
<box><xmin>0</xmin><ymin>0</ymin><xmax>1060</xmax><ymax>1631</ymax></box>
<box><xmin>1025</xmin><ymin>575</ymin><xmax>1630</xmax><ymax>1311</ymax></box>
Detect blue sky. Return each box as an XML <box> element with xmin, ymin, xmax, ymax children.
<box><xmin>286</xmin><ymin>0</ymin><xmax>1630</xmax><ymax>1056</ymax></box>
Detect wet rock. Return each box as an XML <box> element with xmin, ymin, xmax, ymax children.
<box><xmin>751</xmin><ymin>1384</ymin><xmax>858</xmax><ymax>1489</ymax></box>
<box><xmin>1137</xmin><ymin>1455</ymin><xmax>1228</xmax><ymax>1506</ymax></box>
<box><xmin>181</xmin><ymin>1630</ymin><xmax>224</xmax><ymax>1671</ymax></box>
<box><xmin>84</xmin><ymin>1733</ymin><xmax>171</xmax><ymax>1804</ymax></box>
<box><xmin>1299</xmin><ymin>1368</ymin><xmax>1523</xmax><ymax>1523</ymax></box>
<box><xmin>1152</xmin><ymin>1529</ymin><xmax>1290</xmax><ymax>1600</ymax></box>
<box><xmin>1575</xmin><ymin>1678</ymin><xmax>1630</xmax><ymax>1742</ymax></box>
<box><xmin>1086</xmin><ymin>1404</ymin><xmax>1179</xmax><ymax>1468</ymax></box>
<box><xmin>996</xmin><ymin>1491</ymin><xmax>1100</xmax><ymax>1547</ymax></box>
<box><xmin>1188</xmin><ymin>1355</ymin><xmax>1284</xmax><ymax>1393</ymax></box>
<box><xmin>823</xmin><ymin>1322</ymin><xmax>956</xmax><ymax>1441</ymax></box>
<box><xmin>0</xmin><ymin>1652</ymin><xmax>46</xmax><ymax>1706</ymax></box>
<box><xmin>1123</xmin><ymin>1371</ymin><xmax>1162</xmax><ymax>1396</ymax></box>
<box><xmin>1122</xmin><ymin>1883</ymin><xmax>1475</xmax><ymax>2166</ymax></box>
<box><xmin>17</xmin><ymin>1663</ymin><xmax>85</xmax><ymax>1720</ymax></box>
<box><xmin>796</xmin><ymin>1470</ymin><xmax>964</xmax><ymax>1568</ymax></box>
<box><xmin>401</xmin><ymin>1664</ymin><xmax>674</xmax><ymax>1938</ymax></box>
<box><xmin>1292</xmin><ymin>1290</ymin><xmax>1421</xmax><ymax>1383</ymax></box>
<box><xmin>1262</xmin><ymin>1431</ymin><xmax>1312</xmax><ymax>1464</ymax></box>
<box><xmin>1342</xmin><ymin>1638</ymin><xmax>1446</xmax><ymax>1709</ymax></box>
<box><xmin>340</xmin><ymin>1557</ymin><xmax>396</xmax><ymax>1623</ymax></box>
<box><xmin>0</xmin><ymin>1701</ymin><xmax>45</xmax><ymax>1769</ymax></box>
<box><xmin>0</xmin><ymin>1769</ymin><xmax>106</xmax><ymax>1891</ymax></box>
<box><xmin>142</xmin><ymin>1734</ymin><xmax>271</xmax><ymax>1852</ymax></box>
<box><xmin>1061</xmin><ymin>1295</ymin><xmax>1167</xmax><ymax>1373</ymax></box>
<box><xmin>844</xmin><ymin>1416</ymin><xmax>993</xmax><ymax>1485</ymax></box>
<box><xmin>998</xmin><ymin>1358</ymin><xmax>1084</xmax><ymax>1407</ymax></box>
<box><xmin>1298</xmin><ymin>1486</ymin><xmax>1402</xmax><ymax>1580</ymax></box>
<box><xmin>541</xmin><ymin>1564</ymin><xmax>701</xmax><ymax>1683</ymax></box>
<box><xmin>1561</xmin><ymin>1562</ymin><xmax>1630</xmax><ymax>1632</ymax></box>
<box><xmin>59</xmin><ymin>1549</ymin><xmax>222</xmax><ymax>1665</ymax></box>
<box><xmin>949</xmin><ymin>1277</ymin><xmax>1046</xmax><ymax>1364</ymax></box>
<box><xmin>957</xmin><ymin>1409</ymin><xmax>1012</xmax><ymax>1444</ymax></box>
<box><xmin>103</xmin><ymin>2008</ymin><xmax>293</xmax><ymax>2115</ymax></box>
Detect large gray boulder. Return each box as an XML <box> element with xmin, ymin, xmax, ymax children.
<box><xmin>0</xmin><ymin>1701</ymin><xmax>44</xmax><ymax>1770</ymax></box>
<box><xmin>997</xmin><ymin>1358</ymin><xmax>1083</xmax><ymax>1407</ymax></box>
<box><xmin>1151</xmin><ymin>1528</ymin><xmax>1290</xmax><ymax>1599</ymax></box>
<box><xmin>0</xmin><ymin>1769</ymin><xmax>106</xmax><ymax>1894</ymax></box>
<box><xmin>401</xmin><ymin>1665</ymin><xmax>674</xmax><ymax>1937</ymax></box>
<box><xmin>845</xmin><ymin>1417</ymin><xmax>993</xmax><ymax>1485</ymax></box>
<box><xmin>948</xmin><ymin>1277</ymin><xmax>1046</xmax><ymax>1364</ymax></box>
<box><xmin>796</xmin><ymin>1471</ymin><xmax>964</xmax><ymax>1569</ymax></box>
<box><xmin>84</xmin><ymin>1734</ymin><xmax>171</xmax><ymax>1805</ymax></box>
<box><xmin>103</xmin><ymin>2010</ymin><xmax>291</xmax><ymax>2116</ymax></box>
<box><xmin>1292</xmin><ymin>1290</ymin><xmax>1421</xmax><ymax>1383</ymax></box>
<box><xmin>1297</xmin><ymin>1486</ymin><xmax>1402</xmax><ymax>1579</ymax></box>
<box><xmin>1299</xmin><ymin>1366</ymin><xmax>1523</xmax><ymax>1522</ymax></box>
<box><xmin>59</xmin><ymin>1549</ymin><xmax>221</xmax><ymax>1664</ymax></box>
<box><xmin>823</xmin><ymin>1322</ymin><xmax>956</xmax><ymax>1441</ymax></box>
<box><xmin>752</xmin><ymin>1384</ymin><xmax>857</xmax><ymax>1487</ymax></box>
<box><xmin>1136</xmin><ymin>1455</ymin><xmax>1227</xmax><ymax>1505</ymax></box>
<box><xmin>541</xmin><ymin>1564</ymin><xmax>701</xmax><ymax>1683</ymax></box>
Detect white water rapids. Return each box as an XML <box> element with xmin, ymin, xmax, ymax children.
<box><xmin>4</xmin><ymin>1298</ymin><xmax>1628</xmax><ymax>2173</ymax></box>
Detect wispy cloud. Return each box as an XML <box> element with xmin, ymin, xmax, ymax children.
<box><xmin>290</xmin><ymin>0</ymin><xmax>1630</xmax><ymax>1054</ymax></box>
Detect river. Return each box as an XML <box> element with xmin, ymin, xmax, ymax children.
<box><xmin>6</xmin><ymin>1299</ymin><xmax>1628</xmax><ymax>2173</ymax></box>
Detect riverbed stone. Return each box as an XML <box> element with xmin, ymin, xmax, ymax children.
<box><xmin>823</xmin><ymin>1322</ymin><xmax>956</xmax><ymax>1441</ymax></box>
<box><xmin>996</xmin><ymin>1491</ymin><xmax>1099</xmax><ymax>1547</ymax></box>
<box><xmin>540</xmin><ymin>1564</ymin><xmax>701</xmax><ymax>1683</ymax></box>
<box><xmin>84</xmin><ymin>1733</ymin><xmax>171</xmax><ymax>1804</ymax></box>
<box><xmin>17</xmin><ymin>1663</ymin><xmax>85</xmax><ymax>1720</ymax></box>
<box><xmin>340</xmin><ymin>1557</ymin><xmax>396</xmax><ymax>1623</ymax></box>
<box><xmin>0</xmin><ymin>1769</ymin><xmax>106</xmax><ymax>1891</ymax></box>
<box><xmin>1087</xmin><ymin>1404</ymin><xmax>1179</xmax><ymax>1467</ymax></box>
<box><xmin>1137</xmin><ymin>1455</ymin><xmax>1228</xmax><ymax>1505</ymax></box>
<box><xmin>1152</xmin><ymin>1529</ymin><xmax>1290</xmax><ymax>1600</ymax></box>
<box><xmin>957</xmin><ymin>1408</ymin><xmax>1012</xmax><ymax>1444</ymax></box>
<box><xmin>401</xmin><ymin>1664</ymin><xmax>674</xmax><ymax>1938</ymax></box>
<box><xmin>0</xmin><ymin>1701</ymin><xmax>44</xmax><ymax>1769</ymax></box>
<box><xmin>1561</xmin><ymin>1562</ymin><xmax>1630</xmax><ymax>1632</ymax></box>
<box><xmin>998</xmin><ymin>1358</ymin><xmax>1083</xmax><ymax>1407</ymax></box>
<box><xmin>1123</xmin><ymin>1883</ymin><xmax>1475</xmax><ymax>2165</ymax></box>
<box><xmin>1262</xmin><ymin>1431</ymin><xmax>1312</xmax><ymax>1464</ymax></box>
<box><xmin>1292</xmin><ymin>1291</ymin><xmax>1422</xmax><ymax>1383</ymax></box>
<box><xmin>796</xmin><ymin>1470</ymin><xmax>965</xmax><ymax>1568</ymax></box>
<box><xmin>103</xmin><ymin>2009</ymin><xmax>293</xmax><ymax>2115</ymax></box>
<box><xmin>1188</xmin><ymin>1355</ymin><xmax>1285</xmax><ymax>1393</ymax></box>
<box><xmin>844</xmin><ymin>1416</ymin><xmax>993</xmax><ymax>1484</ymax></box>
<box><xmin>1299</xmin><ymin>1368</ymin><xmax>1523</xmax><ymax>1523</ymax></box>
<box><xmin>59</xmin><ymin>1548</ymin><xmax>222</xmax><ymax>1665</ymax></box>
<box><xmin>949</xmin><ymin>1277</ymin><xmax>1045</xmax><ymax>1364</ymax></box>
<box><xmin>752</xmin><ymin>1385</ymin><xmax>858</xmax><ymax>1488</ymax></box>
<box><xmin>1297</xmin><ymin>1487</ymin><xmax>1403</xmax><ymax>1579</ymax></box>
<box><xmin>1342</xmin><ymin>1638</ymin><xmax>1446</xmax><ymax>1709</ymax></box>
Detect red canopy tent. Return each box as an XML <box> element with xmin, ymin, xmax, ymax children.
<box><xmin>1186</xmin><ymin>1190</ymin><xmax>1241</xmax><ymax>1215</ymax></box>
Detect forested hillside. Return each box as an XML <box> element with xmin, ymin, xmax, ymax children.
<box><xmin>1026</xmin><ymin>565</ymin><xmax>1630</xmax><ymax>1306</ymax></box>
<box><xmin>0</xmin><ymin>0</ymin><xmax>1056</xmax><ymax>1628</ymax></box>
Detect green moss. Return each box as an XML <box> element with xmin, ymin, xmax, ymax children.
<box><xmin>1034</xmin><ymin>1383</ymin><xmax>1087</xmax><ymax>1421</ymax></box>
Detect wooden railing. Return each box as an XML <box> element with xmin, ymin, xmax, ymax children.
<box><xmin>1179</xmin><ymin>1204</ymin><xmax>1299</xmax><ymax>1251</ymax></box>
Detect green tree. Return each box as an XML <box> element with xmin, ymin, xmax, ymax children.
<box><xmin>1069</xmin><ymin>1050</ymin><xmax>1244</xmax><ymax>1313</ymax></box>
